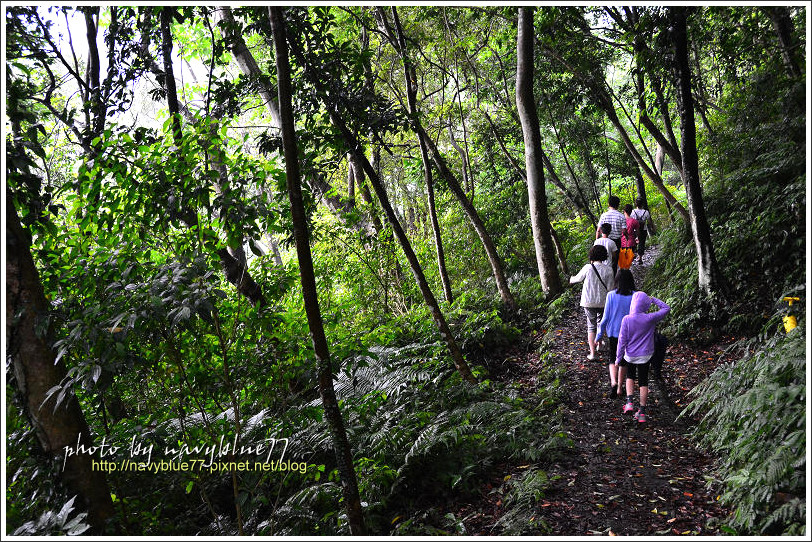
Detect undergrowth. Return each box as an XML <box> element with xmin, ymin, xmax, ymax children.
<box><xmin>271</xmin><ymin>334</ymin><xmax>569</xmax><ymax>535</ymax></box>
<box><xmin>682</xmin><ymin>318</ymin><xmax>806</xmax><ymax>535</ymax></box>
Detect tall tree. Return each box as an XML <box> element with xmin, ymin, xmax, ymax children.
<box><xmin>7</xmin><ymin>194</ymin><xmax>116</xmax><ymax>532</ymax></box>
<box><xmin>669</xmin><ymin>7</ymin><xmax>726</xmax><ymax>296</ymax></box>
<box><xmin>268</xmin><ymin>7</ymin><xmax>366</xmax><ymax>534</ymax></box>
<box><xmin>515</xmin><ymin>7</ymin><xmax>563</xmax><ymax>295</ymax></box>
<box><xmin>379</xmin><ymin>7</ymin><xmax>517</xmax><ymax>311</ymax></box>
<box><xmin>388</xmin><ymin>7</ymin><xmax>454</xmax><ymax>304</ymax></box>
<box><xmin>280</xmin><ymin>13</ymin><xmax>478</xmax><ymax>384</ymax></box>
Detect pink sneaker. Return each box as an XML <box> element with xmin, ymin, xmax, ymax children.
<box><xmin>623</xmin><ymin>402</ymin><xmax>634</xmax><ymax>414</ymax></box>
<box><xmin>634</xmin><ymin>410</ymin><xmax>647</xmax><ymax>423</ymax></box>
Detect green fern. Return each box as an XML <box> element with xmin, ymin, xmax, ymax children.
<box><xmin>683</xmin><ymin>317</ymin><xmax>805</xmax><ymax>535</ymax></box>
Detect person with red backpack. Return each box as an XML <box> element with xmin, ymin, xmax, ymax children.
<box><xmin>630</xmin><ymin>197</ymin><xmax>656</xmax><ymax>258</ymax></box>
<box><xmin>618</xmin><ymin>204</ymin><xmax>640</xmax><ymax>269</ymax></box>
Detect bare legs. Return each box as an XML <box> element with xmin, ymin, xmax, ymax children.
<box><xmin>588</xmin><ymin>331</ymin><xmax>597</xmax><ymax>358</ymax></box>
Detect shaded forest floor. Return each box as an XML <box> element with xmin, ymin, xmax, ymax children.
<box><xmin>450</xmin><ymin>247</ymin><xmax>742</xmax><ymax>536</ymax></box>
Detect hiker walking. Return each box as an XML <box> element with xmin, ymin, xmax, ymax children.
<box><xmin>569</xmin><ymin>245</ymin><xmax>615</xmax><ymax>361</ymax></box>
<box><xmin>618</xmin><ymin>204</ymin><xmax>640</xmax><ymax>270</ymax></box>
<box><xmin>594</xmin><ymin>223</ymin><xmax>618</xmax><ymax>268</ymax></box>
<box><xmin>595</xmin><ymin>195</ymin><xmax>625</xmax><ymax>274</ymax></box>
<box><xmin>595</xmin><ymin>269</ymin><xmax>636</xmax><ymax>398</ymax></box>
<box><xmin>630</xmin><ymin>197</ymin><xmax>655</xmax><ymax>259</ymax></box>
<box><xmin>615</xmin><ymin>292</ymin><xmax>670</xmax><ymax>423</ymax></box>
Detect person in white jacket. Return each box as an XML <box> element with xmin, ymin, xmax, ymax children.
<box><xmin>569</xmin><ymin>245</ymin><xmax>615</xmax><ymax>361</ymax></box>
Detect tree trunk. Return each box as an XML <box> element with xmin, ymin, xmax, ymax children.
<box><xmin>515</xmin><ymin>7</ymin><xmax>563</xmax><ymax>296</ymax></box>
<box><xmin>447</xmin><ymin>123</ymin><xmax>471</xmax><ymax>199</ymax></box>
<box><xmin>6</xmin><ymin>196</ymin><xmax>115</xmax><ymax>532</ymax></box>
<box><xmin>549</xmin><ymin>224</ymin><xmax>570</xmax><ymax>276</ymax></box>
<box><xmin>160</xmin><ymin>7</ymin><xmax>183</xmax><ymax>145</ymax></box>
<box><xmin>541</xmin><ymin>40</ymin><xmax>689</xmax><ymax>223</ymax></box>
<box><xmin>219</xmin><ymin>6</ymin><xmax>376</xmax><ymax>238</ymax></box>
<box><xmin>393</xmin><ymin>9</ymin><xmax>453</xmax><ymax>304</ymax></box>
<box><xmin>346</xmin><ymin>153</ymin><xmax>356</xmax><ymax>207</ymax></box>
<box><xmin>282</xmin><ymin>23</ymin><xmax>478</xmax><ymax>385</ymax></box>
<box><xmin>482</xmin><ymin>108</ymin><xmax>597</xmax><ymax>227</ymax></box>
<box><xmin>763</xmin><ymin>6</ymin><xmax>802</xmax><ymax>79</ymax></box>
<box><xmin>268</xmin><ymin>8</ymin><xmax>365</xmax><ymax>535</ymax></box>
<box><xmin>670</xmin><ymin>7</ymin><xmax>725</xmax><ymax>296</ymax></box>
<box><xmin>159</xmin><ymin>8</ymin><xmax>267</xmax><ymax>306</ymax></box>
<box><xmin>425</xmin><ymin>149</ymin><xmax>454</xmax><ymax>303</ymax></box>
<box><xmin>382</xmin><ymin>7</ymin><xmax>517</xmax><ymax>311</ymax></box>
<box><xmin>601</xmin><ymin>98</ymin><xmax>690</xmax><ymax>223</ymax></box>
<box><xmin>633</xmin><ymin>163</ymin><xmax>648</xmax><ymax>207</ymax></box>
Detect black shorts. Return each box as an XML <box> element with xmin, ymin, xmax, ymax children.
<box><xmin>625</xmin><ymin>361</ymin><xmax>650</xmax><ymax>387</ymax></box>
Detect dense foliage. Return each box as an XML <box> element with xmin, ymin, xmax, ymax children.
<box><xmin>5</xmin><ymin>4</ymin><xmax>806</xmax><ymax>537</ymax></box>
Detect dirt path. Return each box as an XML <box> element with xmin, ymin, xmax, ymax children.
<box><xmin>456</xmin><ymin>248</ymin><xmax>740</xmax><ymax>536</ymax></box>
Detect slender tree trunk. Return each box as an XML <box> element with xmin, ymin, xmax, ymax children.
<box><xmin>632</xmin><ymin>30</ymin><xmax>684</xmax><ymax>177</ymax></box>
<box><xmin>541</xmin><ymin>41</ymin><xmax>689</xmax><ymax>223</ymax></box>
<box><xmin>382</xmin><ymin>7</ymin><xmax>517</xmax><ymax>311</ymax></box>
<box><xmin>601</xmin><ymin>98</ymin><xmax>690</xmax><ymax>223</ymax></box>
<box><xmin>425</xmin><ymin>158</ymin><xmax>453</xmax><ymax>304</ymax></box>
<box><xmin>685</xmin><ymin>39</ymin><xmax>716</xmax><ymax>138</ymax></box>
<box><xmin>633</xmin><ymin>165</ymin><xmax>648</xmax><ymax>208</ymax></box>
<box><xmin>670</xmin><ymin>7</ymin><xmax>725</xmax><ymax>296</ymax></box>
<box><xmin>283</xmin><ymin>9</ymin><xmax>477</xmax><ymax>385</ymax></box>
<box><xmin>549</xmin><ymin>224</ymin><xmax>570</xmax><ymax>276</ymax></box>
<box><xmin>447</xmin><ymin>123</ymin><xmax>471</xmax><ymax>199</ymax></box>
<box><xmin>219</xmin><ymin>6</ymin><xmax>376</xmax><ymax>237</ymax></box>
<box><xmin>268</xmin><ymin>235</ymin><xmax>284</xmax><ymax>266</ymax></box>
<box><xmin>6</xmin><ymin>196</ymin><xmax>115</xmax><ymax>532</ymax></box>
<box><xmin>482</xmin><ymin>108</ymin><xmax>597</xmax><ymax>227</ymax></box>
<box><xmin>393</xmin><ymin>9</ymin><xmax>453</xmax><ymax>304</ymax></box>
<box><xmin>346</xmin><ymin>154</ymin><xmax>356</xmax><ymax>207</ymax></box>
<box><xmin>160</xmin><ymin>7</ymin><xmax>183</xmax><ymax>145</ymax></box>
<box><xmin>268</xmin><ymin>7</ymin><xmax>366</xmax><ymax>535</ymax></box>
<box><xmin>516</xmin><ymin>7</ymin><xmax>563</xmax><ymax>296</ymax></box>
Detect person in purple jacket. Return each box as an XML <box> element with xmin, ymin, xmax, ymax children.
<box><xmin>615</xmin><ymin>291</ymin><xmax>670</xmax><ymax>423</ymax></box>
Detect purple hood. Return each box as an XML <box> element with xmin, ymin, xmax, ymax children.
<box><xmin>629</xmin><ymin>291</ymin><xmax>652</xmax><ymax>315</ymax></box>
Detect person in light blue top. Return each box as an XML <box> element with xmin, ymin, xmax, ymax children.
<box><xmin>595</xmin><ymin>269</ymin><xmax>635</xmax><ymax>398</ymax></box>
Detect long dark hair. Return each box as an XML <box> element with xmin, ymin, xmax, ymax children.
<box><xmin>615</xmin><ymin>269</ymin><xmax>636</xmax><ymax>295</ymax></box>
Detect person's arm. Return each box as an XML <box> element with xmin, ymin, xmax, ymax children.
<box><xmin>646</xmin><ymin>212</ymin><xmax>656</xmax><ymax>235</ymax></box>
<box><xmin>605</xmin><ymin>268</ymin><xmax>615</xmax><ymax>292</ymax></box>
<box><xmin>615</xmin><ymin>318</ymin><xmax>627</xmax><ymax>365</ymax></box>
<box><xmin>569</xmin><ymin>264</ymin><xmax>588</xmax><ymax>284</ymax></box>
<box><xmin>649</xmin><ymin>296</ymin><xmax>670</xmax><ymax>322</ymax></box>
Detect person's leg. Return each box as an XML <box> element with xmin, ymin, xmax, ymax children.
<box><xmin>608</xmin><ymin>336</ymin><xmax>619</xmax><ymax>395</ymax></box>
<box><xmin>638</xmin><ymin>363</ymin><xmax>650</xmax><ymax>406</ymax></box>
<box><xmin>623</xmin><ymin>363</ymin><xmax>635</xmax><ymax>412</ymax></box>
<box><xmin>638</xmin><ymin>229</ymin><xmax>647</xmax><ymax>255</ymax></box>
<box><xmin>588</xmin><ymin>331</ymin><xmax>597</xmax><ymax>357</ymax></box>
<box><xmin>635</xmin><ymin>363</ymin><xmax>650</xmax><ymax>422</ymax></box>
<box><xmin>585</xmin><ymin>308</ymin><xmax>598</xmax><ymax>359</ymax></box>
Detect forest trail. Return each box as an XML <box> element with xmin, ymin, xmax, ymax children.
<box><xmin>454</xmin><ymin>246</ymin><xmax>741</xmax><ymax>536</ymax></box>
